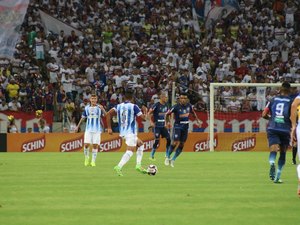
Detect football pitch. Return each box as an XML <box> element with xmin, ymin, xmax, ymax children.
<box><xmin>0</xmin><ymin>152</ymin><xmax>299</xmax><ymax>225</ymax></box>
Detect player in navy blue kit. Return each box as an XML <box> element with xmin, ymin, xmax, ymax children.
<box><xmin>148</xmin><ymin>92</ymin><xmax>171</xmax><ymax>161</ymax></box>
<box><xmin>262</xmin><ymin>82</ymin><xmax>292</xmax><ymax>183</ymax></box>
<box><xmin>165</xmin><ymin>92</ymin><xmax>201</xmax><ymax>167</ymax></box>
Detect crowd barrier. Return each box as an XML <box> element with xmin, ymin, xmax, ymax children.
<box><xmin>2</xmin><ymin>132</ymin><xmax>269</xmax><ymax>152</ymax></box>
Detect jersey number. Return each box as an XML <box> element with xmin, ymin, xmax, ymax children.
<box><xmin>275</xmin><ymin>103</ymin><xmax>284</xmax><ymax>116</ymax></box>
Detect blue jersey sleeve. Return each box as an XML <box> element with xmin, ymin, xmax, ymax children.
<box><xmin>82</xmin><ymin>106</ymin><xmax>88</xmax><ymax>118</ymax></box>
<box><xmin>133</xmin><ymin>104</ymin><xmax>142</xmax><ymax>116</ymax></box>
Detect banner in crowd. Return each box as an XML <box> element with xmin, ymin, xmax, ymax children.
<box><xmin>0</xmin><ymin>111</ymin><xmax>53</xmax><ymax>133</ymax></box>
<box><xmin>214</xmin><ymin>0</ymin><xmax>239</xmax><ymax>9</ymax></box>
<box><xmin>6</xmin><ymin>132</ymin><xmax>269</xmax><ymax>152</ymax></box>
<box><xmin>39</xmin><ymin>9</ymin><xmax>83</xmax><ymax>36</ymax></box>
<box><xmin>0</xmin><ymin>0</ymin><xmax>30</xmax><ymax>58</ymax></box>
<box><xmin>0</xmin><ymin>111</ymin><xmax>264</xmax><ymax>133</ymax></box>
<box><xmin>141</xmin><ymin>111</ymin><xmax>266</xmax><ymax>133</ymax></box>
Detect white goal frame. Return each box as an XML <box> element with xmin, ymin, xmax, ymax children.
<box><xmin>209</xmin><ymin>82</ymin><xmax>299</xmax><ymax>152</ymax></box>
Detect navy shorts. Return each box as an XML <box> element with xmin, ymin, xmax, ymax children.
<box><xmin>153</xmin><ymin>127</ymin><xmax>170</xmax><ymax>139</ymax></box>
<box><xmin>172</xmin><ymin>127</ymin><xmax>188</xmax><ymax>143</ymax></box>
<box><xmin>267</xmin><ymin>129</ymin><xmax>290</xmax><ymax>147</ymax></box>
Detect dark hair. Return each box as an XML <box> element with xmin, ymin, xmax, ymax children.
<box><xmin>180</xmin><ymin>92</ymin><xmax>188</xmax><ymax>97</ymax></box>
<box><xmin>281</xmin><ymin>81</ymin><xmax>291</xmax><ymax>95</ymax></box>
<box><xmin>125</xmin><ymin>88</ymin><xmax>134</xmax><ymax>99</ymax></box>
<box><xmin>281</xmin><ymin>81</ymin><xmax>291</xmax><ymax>89</ymax></box>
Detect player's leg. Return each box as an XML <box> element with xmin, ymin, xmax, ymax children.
<box><xmin>170</xmin><ymin>129</ymin><xmax>187</xmax><ymax>167</ymax></box>
<box><xmin>274</xmin><ymin>132</ymin><xmax>289</xmax><ymax>183</ymax></box>
<box><xmin>274</xmin><ymin>148</ymin><xmax>287</xmax><ymax>183</ymax></box>
<box><xmin>296</xmin><ymin>126</ymin><xmax>300</xmax><ymax>195</ymax></box>
<box><xmin>83</xmin><ymin>132</ymin><xmax>91</xmax><ymax>166</ymax></box>
<box><xmin>292</xmin><ymin>142</ymin><xmax>297</xmax><ymax>165</ymax></box>
<box><xmin>161</xmin><ymin>127</ymin><xmax>171</xmax><ymax>158</ymax></box>
<box><xmin>150</xmin><ymin>127</ymin><xmax>160</xmax><ymax>160</ymax></box>
<box><xmin>166</xmin><ymin>128</ymin><xmax>179</xmax><ymax>161</ymax></box>
<box><xmin>136</xmin><ymin>138</ymin><xmax>147</xmax><ymax>174</ymax></box>
<box><xmin>114</xmin><ymin>134</ymin><xmax>135</xmax><ymax>176</ymax></box>
<box><xmin>267</xmin><ymin>131</ymin><xmax>279</xmax><ymax>180</ymax></box>
<box><xmin>90</xmin><ymin>132</ymin><xmax>101</xmax><ymax>167</ymax></box>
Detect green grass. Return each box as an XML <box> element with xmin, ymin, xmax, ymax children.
<box><xmin>0</xmin><ymin>152</ymin><xmax>299</xmax><ymax>225</ymax></box>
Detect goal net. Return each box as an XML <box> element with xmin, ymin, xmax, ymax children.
<box><xmin>208</xmin><ymin>83</ymin><xmax>299</xmax><ymax>152</ymax></box>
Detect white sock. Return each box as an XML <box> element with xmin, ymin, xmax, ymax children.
<box><xmin>84</xmin><ymin>146</ymin><xmax>89</xmax><ymax>158</ymax></box>
<box><xmin>92</xmin><ymin>149</ymin><xmax>98</xmax><ymax>163</ymax></box>
<box><xmin>297</xmin><ymin>164</ymin><xmax>300</xmax><ymax>180</ymax></box>
<box><xmin>118</xmin><ymin>150</ymin><xmax>133</xmax><ymax>168</ymax></box>
<box><xmin>136</xmin><ymin>145</ymin><xmax>144</xmax><ymax>165</ymax></box>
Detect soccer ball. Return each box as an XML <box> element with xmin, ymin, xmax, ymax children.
<box><xmin>147</xmin><ymin>164</ymin><xmax>158</xmax><ymax>176</ymax></box>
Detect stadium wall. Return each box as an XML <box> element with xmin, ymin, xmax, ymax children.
<box><xmin>0</xmin><ymin>134</ymin><xmax>7</xmax><ymax>152</ymax></box>
<box><xmin>6</xmin><ymin>133</ymin><xmax>269</xmax><ymax>152</ymax></box>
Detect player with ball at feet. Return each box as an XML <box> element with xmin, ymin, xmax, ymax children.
<box><xmin>106</xmin><ymin>88</ymin><xmax>149</xmax><ymax>176</ymax></box>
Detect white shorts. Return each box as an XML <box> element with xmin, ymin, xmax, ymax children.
<box><xmin>122</xmin><ymin>133</ymin><xmax>138</xmax><ymax>147</ymax></box>
<box><xmin>84</xmin><ymin>132</ymin><xmax>101</xmax><ymax>145</ymax></box>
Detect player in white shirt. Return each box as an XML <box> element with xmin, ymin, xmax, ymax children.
<box><xmin>106</xmin><ymin>89</ymin><xmax>148</xmax><ymax>176</ymax></box>
<box><xmin>76</xmin><ymin>93</ymin><xmax>106</xmax><ymax>167</ymax></box>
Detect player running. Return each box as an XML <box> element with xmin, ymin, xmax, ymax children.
<box><xmin>106</xmin><ymin>89</ymin><xmax>148</xmax><ymax>176</ymax></box>
<box><xmin>262</xmin><ymin>82</ymin><xmax>292</xmax><ymax>183</ymax></box>
<box><xmin>165</xmin><ymin>92</ymin><xmax>201</xmax><ymax>167</ymax></box>
<box><xmin>148</xmin><ymin>91</ymin><xmax>171</xmax><ymax>161</ymax></box>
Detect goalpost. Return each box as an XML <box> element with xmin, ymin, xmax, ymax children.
<box><xmin>209</xmin><ymin>82</ymin><xmax>300</xmax><ymax>152</ymax></box>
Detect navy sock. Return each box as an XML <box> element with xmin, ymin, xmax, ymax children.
<box><xmin>269</xmin><ymin>151</ymin><xmax>277</xmax><ymax>165</ymax></box>
<box><xmin>172</xmin><ymin>147</ymin><xmax>183</xmax><ymax>161</ymax></box>
<box><xmin>293</xmin><ymin>147</ymin><xmax>297</xmax><ymax>162</ymax></box>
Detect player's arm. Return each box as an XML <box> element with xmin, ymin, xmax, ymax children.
<box><xmin>165</xmin><ymin>107</ymin><xmax>174</xmax><ymax>127</ymax></box>
<box><xmin>106</xmin><ymin>108</ymin><xmax>117</xmax><ymax>134</ymax></box>
<box><xmin>147</xmin><ymin>105</ymin><xmax>156</xmax><ymax>127</ymax></box>
<box><xmin>98</xmin><ymin>104</ymin><xmax>107</xmax><ymax>117</ymax></box>
<box><xmin>290</xmin><ymin>98</ymin><xmax>300</xmax><ymax>142</ymax></box>
<box><xmin>75</xmin><ymin>117</ymin><xmax>85</xmax><ymax>132</ymax></box>
<box><xmin>191</xmin><ymin>106</ymin><xmax>201</xmax><ymax>126</ymax></box>
<box><xmin>135</xmin><ymin>104</ymin><xmax>147</xmax><ymax>121</ymax></box>
<box><xmin>262</xmin><ymin>101</ymin><xmax>271</xmax><ymax>120</ymax></box>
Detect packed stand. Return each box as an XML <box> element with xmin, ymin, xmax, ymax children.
<box><xmin>0</xmin><ymin>0</ymin><xmax>299</xmax><ymax>129</ymax></box>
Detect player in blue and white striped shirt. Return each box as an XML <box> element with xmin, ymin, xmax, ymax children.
<box><xmin>106</xmin><ymin>89</ymin><xmax>148</xmax><ymax>176</ymax></box>
<box><xmin>76</xmin><ymin>93</ymin><xmax>106</xmax><ymax>167</ymax></box>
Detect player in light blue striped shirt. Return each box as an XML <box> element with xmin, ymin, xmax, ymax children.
<box><xmin>106</xmin><ymin>89</ymin><xmax>148</xmax><ymax>176</ymax></box>
<box><xmin>76</xmin><ymin>93</ymin><xmax>106</xmax><ymax>167</ymax></box>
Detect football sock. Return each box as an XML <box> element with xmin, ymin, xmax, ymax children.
<box><xmin>118</xmin><ymin>150</ymin><xmax>133</xmax><ymax>168</ymax></box>
<box><xmin>172</xmin><ymin>147</ymin><xmax>183</xmax><ymax>161</ymax></box>
<box><xmin>276</xmin><ymin>151</ymin><xmax>286</xmax><ymax>180</ymax></box>
<box><xmin>136</xmin><ymin>145</ymin><xmax>144</xmax><ymax>165</ymax></box>
<box><xmin>150</xmin><ymin>140</ymin><xmax>159</xmax><ymax>158</ymax></box>
<box><xmin>167</xmin><ymin>144</ymin><xmax>176</xmax><ymax>158</ymax></box>
<box><xmin>269</xmin><ymin>151</ymin><xmax>277</xmax><ymax>165</ymax></box>
<box><xmin>91</xmin><ymin>148</ymin><xmax>98</xmax><ymax>163</ymax></box>
<box><xmin>84</xmin><ymin>146</ymin><xmax>89</xmax><ymax>158</ymax></box>
<box><xmin>297</xmin><ymin>164</ymin><xmax>300</xmax><ymax>180</ymax></box>
<box><xmin>293</xmin><ymin>146</ymin><xmax>297</xmax><ymax>162</ymax></box>
<box><xmin>166</xmin><ymin>138</ymin><xmax>171</xmax><ymax>157</ymax></box>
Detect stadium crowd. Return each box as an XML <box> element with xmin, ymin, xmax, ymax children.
<box><xmin>0</xmin><ymin>0</ymin><xmax>300</xmax><ymax>129</ymax></box>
